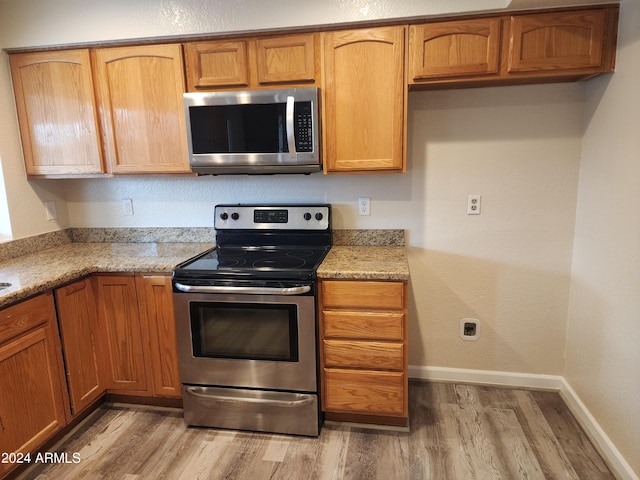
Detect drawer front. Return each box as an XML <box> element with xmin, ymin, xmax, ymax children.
<box><xmin>322</xmin><ymin>280</ymin><xmax>405</xmax><ymax>310</ymax></box>
<box><xmin>324</xmin><ymin>339</ymin><xmax>404</xmax><ymax>370</ymax></box>
<box><xmin>323</xmin><ymin>369</ymin><xmax>405</xmax><ymax>416</ymax></box>
<box><xmin>0</xmin><ymin>293</ymin><xmax>55</xmax><ymax>345</ymax></box>
<box><xmin>323</xmin><ymin>310</ymin><xmax>404</xmax><ymax>340</ymax></box>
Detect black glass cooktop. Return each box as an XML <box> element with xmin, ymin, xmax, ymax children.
<box><xmin>174</xmin><ymin>245</ymin><xmax>331</xmax><ymax>281</ymax></box>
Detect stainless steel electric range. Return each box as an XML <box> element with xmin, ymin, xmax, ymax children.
<box><xmin>172</xmin><ymin>204</ymin><xmax>331</xmax><ymax>436</ymax></box>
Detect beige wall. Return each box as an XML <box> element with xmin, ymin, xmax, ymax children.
<box><xmin>0</xmin><ymin>0</ymin><xmax>637</xmax><ymax>477</ymax></box>
<box><xmin>565</xmin><ymin>0</ymin><xmax>640</xmax><ymax>474</ymax></box>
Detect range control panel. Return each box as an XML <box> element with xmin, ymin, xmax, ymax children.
<box><xmin>215</xmin><ymin>204</ymin><xmax>330</xmax><ymax>230</ymax></box>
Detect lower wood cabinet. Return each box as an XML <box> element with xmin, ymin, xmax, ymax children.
<box><xmin>0</xmin><ymin>275</ymin><xmax>180</xmax><ymax>477</ymax></box>
<box><xmin>94</xmin><ymin>275</ymin><xmax>150</xmax><ymax>393</ymax></box>
<box><xmin>93</xmin><ymin>274</ymin><xmax>181</xmax><ymax>398</ymax></box>
<box><xmin>54</xmin><ymin>278</ymin><xmax>103</xmax><ymax>415</ymax></box>
<box><xmin>135</xmin><ymin>275</ymin><xmax>181</xmax><ymax>398</ymax></box>
<box><xmin>319</xmin><ymin>280</ymin><xmax>408</xmax><ymax>426</ymax></box>
<box><xmin>0</xmin><ymin>293</ymin><xmax>69</xmax><ymax>478</ymax></box>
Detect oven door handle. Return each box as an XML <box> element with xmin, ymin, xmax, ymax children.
<box><xmin>174</xmin><ymin>283</ymin><xmax>311</xmax><ymax>295</ymax></box>
<box><xmin>185</xmin><ymin>387</ymin><xmax>316</xmax><ymax>407</ymax></box>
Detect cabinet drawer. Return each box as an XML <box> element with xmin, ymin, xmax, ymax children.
<box><xmin>322</xmin><ymin>281</ymin><xmax>405</xmax><ymax>310</ymax></box>
<box><xmin>323</xmin><ymin>310</ymin><xmax>404</xmax><ymax>340</ymax></box>
<box><xmin>323</xmin><ymin>369</ymin><xmax>405</xmax><ymax>416</ymax></box>
<box><xmin>324</xmin><ymin>339</ymin><xmax>404</xmax><ymax>370</ymax></box>
<box><xmin>0</xmin><ymin>293</ymin><xmax>54</xmax><ymax>344</ymax></box>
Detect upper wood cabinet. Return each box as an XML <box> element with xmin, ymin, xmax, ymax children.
<box><xmin>322</xmin><ymin>26</ymin><xmax>407</xmax><ymax>174</ymax></box>
<box><xmin>409</xmin><ymin>5</ymin><xmax>618</xmax><ymax>89</ymax></box>
<box><xmin>410</xmin><ymin>18</ymin><xmax>501</xmax><ymax>81</ymax></box>
<box><xmin>508</xmin><ymin>9</ymin><xmax>611</xmax><ymax>74</ymax></box>
<box><xmin>9</xmin><ymin>50</ymin><xmax>105</xmax><ymax>176</ymax></box>
<box><xmin>93</xmin><ymin>44</ymin><xmax>190</xmax><ymax>174</ymax></box>
<box><xmin>184</xmin><ymin>33</ymin><xmax>319</xmax><ymax>91</ymax></box>
<box><xmin>0</xmin><ymin>293</ymin><xmax>69</xmax><ymax>478</ymax></box>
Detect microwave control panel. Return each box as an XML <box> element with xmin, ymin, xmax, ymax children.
<box><xmin>295</xmin><ymin>103</ymin><xmax>313</xmax><ymax>152</ymax></box>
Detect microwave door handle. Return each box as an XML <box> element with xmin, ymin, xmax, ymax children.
<box><xmin>286</xmin><ymin>95</ymin><xmax>297</xmax><ymax>158</ymax></box>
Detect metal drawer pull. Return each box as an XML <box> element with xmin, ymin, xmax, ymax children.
<box><xmin>174</xmin><ymin>283</ymin><xmax>310</xmax><ymax>295</ymax></box>
<box><xmin>186</xmin><ymin>387</ymin><xmax>315</xmax><ymax>407</ymax></box>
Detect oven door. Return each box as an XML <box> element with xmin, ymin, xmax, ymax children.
<box><xmin>173</xmin><ymin>287</ymin><xmax>317</xmax><ymax>393</ymax></box>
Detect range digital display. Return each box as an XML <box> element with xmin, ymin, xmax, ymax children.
<box><xmin>254</xmin><ymin>209</ymin><xmax>288</xmax><ymax>224</ymax></box>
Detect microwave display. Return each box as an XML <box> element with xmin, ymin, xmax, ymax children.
<box><xmin>189</xmin><ymin>102</ymin><xmax>313</xmax><ymax>155</ymax></box>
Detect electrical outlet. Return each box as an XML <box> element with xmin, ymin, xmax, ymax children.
<box><xmin>467</xmin><ymin>194</ymin><xmax>481</xmax><ymax>215</ymax></box>
<box><xmin>44</xmin><ymin>201</ymin><xmax>57</xmax><ymax>220</ymax></box>
<box><xmin>122</xmin><ymin>198</ymin><xmax>134</xmax><ymax>216</ymax></box>
<box><xmin>460</xmin><ymin>318</ymin><xmax>480</xmax><ymax>341</ymax></box>
<box><xmin>358</xmin><ymin>197</ymin><xmax>371</xmax><ymax>216</ymax></box>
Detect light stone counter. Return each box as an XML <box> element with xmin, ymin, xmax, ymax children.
<box><xmin>0</xmin><ymin>242</ymin><xmax>213</xmax><ymax>309</ymax></box>
<box><xmin>319</xmin><ymin>229</ymin><xmax>409</xmax><ymax>280</ymax></box>
<box><xmin>318</xmin><ymin>245</ymin><xmax>409</xmax><ymax>281</ymax></box>
<box><xmin>0</xmin><ymin>227</ymin><xmax>409</xmax><ymax>308</ymax></box>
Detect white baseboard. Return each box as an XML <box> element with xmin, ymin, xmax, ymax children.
<box><xmin>408</xmin><ymin>365</ymin><xmax>638</xmax><ymax>480</ymax></box>
<box><xmin>559</xmin><ymin>378</ymin><xmax>639</xmax><ymax>480</ymax></box>
<box><xmin>408</xmin><ymin>365</ymin><xmax>563</xmax><ymax>390</ymax></box>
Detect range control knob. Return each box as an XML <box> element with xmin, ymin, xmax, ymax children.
<box><xmin>220</xmin><ymin>212</ymin><xmax>228</xmax><ymax>220</ymax></box>
<box><xmin>303</xmin><ymin>212</ymin><xmax>312</xmax><ymax>221</ymax></box>
<box><xmin>315</xmin><ymin>212</ymin><xmax>324</xmax><ymax>221</ymax></box>
<box><xmin>231</xmin><ymin>212</ymin><xmax>240</xmax><ymax>221</ymax></box>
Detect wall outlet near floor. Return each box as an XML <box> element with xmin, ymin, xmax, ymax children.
<box><xmin>358</xmin><ymin>197</ymin><xmax>371</xmax><ymax>216</ymax></box>
<box><xmin>44</xmin><ymin>201</ymin><xmax>57</xmax><ymax>220</ymax></box>
<box><xmin>460</xmin><ymin>318</ymin><xmax>480</xmax><ymax>341</ymax></box>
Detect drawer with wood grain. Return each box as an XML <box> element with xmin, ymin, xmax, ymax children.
<box><xmin>322</xmin><ymin>310</ymin><xmax>405</xmax><ymax>340</ymax></box>
<box><xmin>323</xmin><ymin>339</ymin><xmax>404</xmax><ymax>370</ymax></box>
<box><xmin>323</xmin><ymin>368</ymin><xmax>406</xmax><ymax>416</ymax></box>
<box><xmin>0</xmin><ymin>292</ymin><xmax>54</xmax><ymax>345</ymax></box>
<box><xmin>321</xmin><ymin>280</ymin><xmax>405</xmax><ymax>310</ymax></box>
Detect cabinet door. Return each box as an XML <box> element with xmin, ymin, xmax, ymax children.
<box><xmin>55</xmin><ymin>278</ymin><xmax>104</xmax><ymax>415</ymax></box>
<box><xmin>184</xmin><ymin>40</ymin><xmax>250</xmax><ymax>90</ymax></box>
<box><xmin>508</xmin><ymin>9</ymin><xmax>607</xmax><ymax>73</ymax></box>
<box><xmin>136</xmin><ymin>275</ymin><xmax>181</xmax><ymax>398</ymax></box>
<box><xmin>9</xmin><ymin>50</ymin><xmax>104</xmax><ymax>176</ymax></box>
<box><xmin>323</xmin><ymin>26</ymin><xmax>406</xmax><ymax>173</ymax></box>
<box><xmin>93</xmin><ymin>44</ymin><xmax>190</xmax><ymax>174</ymax></box>
<box><xmin>94</xmin><ymin>275</ymin><xmax>150</xmax><ymax>393</ymax></box>
<box><xmin>255</xmin><ymin>33</ymin><xmax>318</xmax><ymax>85</ymax></box>
<box><xmin>410</xmin><ymin>18</ymin><xmax>501</xmax><ymax>81</ymax></box>
<box><xmin>0</xmin><ymin>294</ymin><xmax>68</xmax><ymax>477</ymax></box>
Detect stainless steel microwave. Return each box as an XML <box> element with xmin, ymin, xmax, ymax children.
<box><xmin>183</xmin><ymin>87</ymin><xmax>320</xmax><ymax>175</ymax></box>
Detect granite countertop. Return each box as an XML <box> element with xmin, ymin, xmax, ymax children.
<box><xmin>317</xmin><ymin>246</ymin><xmax>409</xmax><ymax>281</ymax></box>
<box><xmin>0</xmin><ymin>228</ymin><xmax>409</xmax><ymax>309</ymax></box>
<box><xmin>0</xmin><ymin>242</ymin><xmax>213</xmax><ymax>308</ymax></box>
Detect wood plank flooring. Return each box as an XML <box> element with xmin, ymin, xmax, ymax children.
<box><xmin>20</xmin><ymin>381</ymin><xmax>615</xmax><ymax>479</ymax></box>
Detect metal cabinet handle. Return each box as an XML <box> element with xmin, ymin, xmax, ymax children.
<box><xmin>174</xmin><ymin>283</ymin><xmax>310</xmax><ymax>295</ymax></box>
<box><xmin>185</xmin><ymin>387</ymin><xmax>315</xmax><ymax>407</ymax></box>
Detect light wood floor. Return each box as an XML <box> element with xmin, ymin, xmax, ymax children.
<box><xmin>22</xmin><ymin>381</ymin><xmax>615</xmax><ymax>479</ymax></box>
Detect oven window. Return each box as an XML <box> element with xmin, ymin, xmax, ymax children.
<box><xmin>190</xmin><ymin>302</ymin><xmax>299</xmax><ymax>362</ymax></box>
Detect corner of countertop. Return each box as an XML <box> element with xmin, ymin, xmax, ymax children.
<box><xmin>332</xmin><ymin>229</ymin><xmax>405</xmax><ymax>247</ymax></box>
